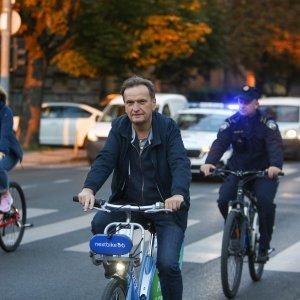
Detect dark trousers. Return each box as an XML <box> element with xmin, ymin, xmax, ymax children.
<box><xmin>92</xmin><ymin>210</ymin><xmax>184</xmax><ymax>300</ymax></box>
<box><xmin>217</xmin><ymin>174</ymin><xmax>278</xmax><ymax>251</ymax></box>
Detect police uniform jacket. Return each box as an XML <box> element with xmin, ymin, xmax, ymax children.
<box><xmin>83</xmin><ymin>111</ymin><xmax>191</xmax><ymax>230</ymax></box>
<box><xmin>205</xmin><ymin>110</ymin><xmax>283</xmax><ymax>171</ymax></box>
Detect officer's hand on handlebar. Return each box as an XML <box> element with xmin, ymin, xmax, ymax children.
<box><xmin>165</xmin><ymin>194</ymin><xmax>184</xmax><ymax>211</ymax></box>
<box><xmin>200</xmin><ymin>164</ymin><xmax>216</xmax><ymax>176</ymax></box>
<box><xmin>78</xmin><ymin>188</ymin><xmax>95</xmax><ymax>211</ymax></box>
<box><xmin>266</xmin><ymin>166</ymin><xmax>282</xmax><ymax>179</ymax></box>
<box><xmin>0</xmin><ymin>152</ymin><xmax>5</xmax><ymax>159</ymax></box>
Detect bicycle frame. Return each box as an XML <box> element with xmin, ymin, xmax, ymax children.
<box><xmin>88</xmin><ymin>202</ymin><xmax>170</xmax><ymax>300</ymax></box>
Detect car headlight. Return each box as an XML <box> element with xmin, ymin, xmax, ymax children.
<box><xmin>199</xmin><ymin>146</ymin><xmax>210</xmax><ymax>159</ymax></box>
<box><xmin>284</xmin><ymin>129</ymin><xmax>298</xmax><ymax>139</ymax></box>
<box><xmin>200</xmin><ymin>146</ymin><xmax>210</xmax><ymax>153</ymax></box>
<box><xmin>87</xmin><ymin>131</ymin><xmax>98</xmax><ymax>142</ymax></box>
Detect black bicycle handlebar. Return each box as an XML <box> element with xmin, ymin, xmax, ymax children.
<box><xmin>210</xmin><ymin>168</ymin><xmax>284</xmax><ymax>178</ymax></box>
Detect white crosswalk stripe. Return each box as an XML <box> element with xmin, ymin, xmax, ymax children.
<box><xmin>266</xmin><ymin>241</ymin><xmax>300</xmax><ymax>273</ymax></box>
<box><xmin>22</xmin><ymin>207</ymin><xmax>300</xmax><ymax>273</ymax></box>
<box><xmin>183</xmin><ymin>231</ymin><xmax>223</xmax><ymax>263</ymax></box>
<box><xmin>64</xmin><ymin>219</ymin><xmax>201</xmax><ymax>253</ymax></box>
<box><xmin>22</xmin><ymin>211</ymin><xmax>96</xmax><ymax>245</ymax></box>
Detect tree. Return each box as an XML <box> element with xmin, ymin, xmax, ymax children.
<box><xmin>215</xmin><ymin>0</ymin><xmax>300</xmax><ymax>94</ymax></box>
<box><xmin>14</xmin><ymin>0</ymin><xmax>83</xmax><ymax>148</ymax></box>
<box><xmin>75</xmin><ymin>0</ymin><xmax>212</xmax><ymax>89</ymax></box>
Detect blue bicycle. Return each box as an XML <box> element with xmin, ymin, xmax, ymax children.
<box><xmin>73</xmin><ymin>197</ymin><xmax>184</xmax><ymax>300</ymax></box>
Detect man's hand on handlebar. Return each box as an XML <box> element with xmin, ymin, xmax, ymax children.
<box><xmin>165</xmin><ymin>194</ymin><xmax>184</xmax><ymax>211</ymax></box>
<box><xmin>200</xmin><ymin>164</ymin><xmax>216</xmax><ymax>176</ymax></box>
<box><xmin>78</xmin><ymin>188</ymin><xmax>95</xmax><ymax>211</ymax></box>
<box><xmin>266</xmin><ymin>166</ymin><xmax>282</xmax><ymax>179</ymax></box>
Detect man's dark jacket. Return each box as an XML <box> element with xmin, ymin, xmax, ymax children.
<box><xmin>84</xmin><ymin>112</ymin><xmax>191</xmax><ymax>230</ymax></box>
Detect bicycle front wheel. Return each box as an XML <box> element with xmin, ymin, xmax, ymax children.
<box><xmin>0</xmin><ymin>182</ymin><xmax>26</xmax><ymax>252</ymax></box>
<box><xmin>101</xmin><ymin>278</ymin><xmax>127</xmax><ymax>300</ymax></box>
<box><xmin>221</xmin><ymin>211</ymin><xmax>244</xmax><ymax>299</ymax></box>
<box><xmin>248</xmin><ymin>210</ymin><xmax>264</xmax><ymax>281</ymax></box>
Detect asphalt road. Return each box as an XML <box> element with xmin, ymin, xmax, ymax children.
<box><xmin>0</xmin><ymin>161</ymin><xmax>300</xmax><ymax>300</ymax></box>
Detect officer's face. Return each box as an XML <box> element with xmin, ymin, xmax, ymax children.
<box><xmin>238</xmin><ymin>98</ymin><xmax>258</xmax><ymax>116</ymax></box>
<box><xmin>123</xmin><ymin>84</ymin><xmax>156</xmax><ymax>128</ymax></box>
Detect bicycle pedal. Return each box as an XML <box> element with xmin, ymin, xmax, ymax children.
<box><xmin>268</xmin><ymin>247</ymin><xmax>275</xmax><ymax>255</ymax></box>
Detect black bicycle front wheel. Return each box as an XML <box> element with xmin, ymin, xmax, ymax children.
<box><xmin>101</xmin><ymin>278</ymin><xmax>127</xmax><ymax>300</ymax></box>
<box><xmin>0</xmin><ymin>182</ymin><xmax>26</xmax><ymax>252</ymax></box>
<box><xmin>221</xmin><ymin>211</ymin><xmax>244</xmax><ymax>299</ymax></box>
<box><xmin>248</xmin><ymin>210</ymin><xmax>264</xmax><ymax>281</ymax></box>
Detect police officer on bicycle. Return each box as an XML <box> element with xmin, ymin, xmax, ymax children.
<box><xmin>78</xmin><ymin>76</ymin><xmax>191</xmax><ymax>300</ymax></box>
<box><xmin>201</xmin><ymin>85</ymin><xmax>284</xmax><ymax>262</ymax></box>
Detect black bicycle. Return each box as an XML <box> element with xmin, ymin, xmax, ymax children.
<box><xmin>0</xmin><ymin>181</ymin><xmax>31</xmax><ymax>252</ymax></box>
<box><xmin>211</xmin><ymin>169</ymin><xmax>284</xmax><ymax>299</ymax></box>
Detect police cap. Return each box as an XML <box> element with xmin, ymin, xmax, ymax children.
<box><xmin>236</xmin><ymin>85</ymin><xmax>260</xmax><ymax>102</ymax></box>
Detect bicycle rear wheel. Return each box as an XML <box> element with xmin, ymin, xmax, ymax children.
<box><xmin>221</xmin><ymin>211</ymin><xmax>244</xmax><ymax>298</ymax></box>
<box><xmin>101</xmin><ymin>278</ymin><xmax>127</xmax><ymax>300</ymax></box>
<box><xmin>0</xmin><ymin>182</ymin><xmax>26</xmax><ymax>252</ymax></box>
<box><xmin>248</xmin><ymin>210</ymin><xmax>264</xmax><ymax>281</ymax></box>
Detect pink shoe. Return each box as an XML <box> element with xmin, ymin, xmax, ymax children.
<box><xmin>0</xmin><ymin>194</ymin><xmax>13</xmax><ymax>212</ymax></box>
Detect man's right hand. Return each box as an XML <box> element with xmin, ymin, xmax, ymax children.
<box><xmin>78</xmin><ymin>188</ymin><xmax>95</xmax><ymax>211</ymax></box>
<box><xmin>200</xmin><ymin>164</ymin><xmax>216</xmax><ymax>176</ymax></box>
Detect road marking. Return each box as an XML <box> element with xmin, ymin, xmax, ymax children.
<box><xmin>27</xmin><ymin>208</ymin><xmax>58</xmax><ymax>218</ymax></box>
<box><xmin>279</xmin><ymin>192</ymin><xmax>300</xmax><ymax>199</ymax></box>
<box><xmin>183</xmin><ymin>231</ymin><xmax>223</xmax><ymax>263</ymax></box>
<box><xmin>54</xmin><ymin>179</ymin><xmax>71</xmax><ymax>184</ymax></box>
<box><xmin>266</xmin><ymin>241</ymin><xmax>300</xmax><ymax>273</ymax></box>
<box><xmin>283</xmin><ymin>165</ymin><xmax>299</xmax><ymax>175</ymax></box>
<box><xmin>21</xmin><ymin>184</ymin><xmax>38</xmax><ymax>190</ymax></box>
<box><xmin>22</xmin><ymin>212</ymin><xmax>96</xmax><ymax>245</ymax></box>
<box><xmin>64</xmin><ymin>219</ymin><xmax>201</xmax><ymax>253</ymax></box>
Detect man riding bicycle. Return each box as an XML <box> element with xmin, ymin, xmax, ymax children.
<box><xmin>201</xmin><ymin>86</ymin><xmax>283</xmax><ymax>263</ymax></box>
<box><xmin>78</xmin><ymin>76</ymin><xmax>191</xmax><ymax>300</ymax></box>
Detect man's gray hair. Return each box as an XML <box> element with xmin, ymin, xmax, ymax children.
<box><xmin>120</xmin><ymin>76</ymin><xmax>156</xmax><ymax>99</ymax></box>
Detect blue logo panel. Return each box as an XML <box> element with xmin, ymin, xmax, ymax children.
<box><xmin>89</xmin><ymin>234</ymin><xmax>133</xmax><ymax>255</ymax></box>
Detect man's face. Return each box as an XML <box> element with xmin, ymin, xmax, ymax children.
<box><xmin>124</xmin><ymin>84</ymin><xmax>156</xmax><ymax>127</ymax></box>
<box><xmin>238</xmin><ymin>98</ymin><xmax>258</xmax><ymax>116</ymax></box>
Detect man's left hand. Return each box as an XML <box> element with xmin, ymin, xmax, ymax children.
<box><xmin>165</xmin><ymin>194</ymin><xmax>184</xmax><ymax>211</ymax></box>
<box><xmin>266</xmin><ymin>166</ymin><xmax>281</xmax><ymax>178</ymax></box>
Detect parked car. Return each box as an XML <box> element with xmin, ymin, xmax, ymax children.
<box><xmin>39</xmin><ymin>102</ymin><xmax>103</xmax><ymax>148</ymax></box>
<box><xmin>176</xmin><ymin>107</ymin><xmax>234</xmax><ymax>173</ymax></box>
<box><xmin>86</xmin><ymin>93</ymin><xmax>188</xmax><ymax>163</ymax></box>
<box><xmin>259</xmin><ymin>97</ymin><xmax>300</xmax><ymax>159</ymax></box>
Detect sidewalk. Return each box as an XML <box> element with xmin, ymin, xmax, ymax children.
<box><xmin>17</xmin><ymin>148</ymin><xmax>88</xmax><ymax>168</ymax></box>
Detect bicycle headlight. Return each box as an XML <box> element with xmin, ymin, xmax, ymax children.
<box><xmin>116</xmin><ymin>262</ymin><xmax>127</xmax><ymax>275</ymax></box>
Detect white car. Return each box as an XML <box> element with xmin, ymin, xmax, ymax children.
<box><xmin>39</xmin><ymin>102</ymin><xmax>103</xmax><ymax>147</ymax></box>
<box><xmin>259</xmin><ymin>97</ymin><xmax>300</xmax><ymax>159</ymax></box>
<box><xmin>86</xmin><ymin>93</ymin><xmax>188</xmax><ymax>162</ymax></box>
<box><xmin>176</xmin><ymin>107</ymin><xmax>235</xmax><ymax>173</ymax></box>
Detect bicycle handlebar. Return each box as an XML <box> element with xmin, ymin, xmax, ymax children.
<box><xmin>210</xmin><ymin>169</ymin><xmax>284</xmax><ymax>178</ymax></box>
<box><xmin>73</xmin><ymin>196</ymin><xmax>187</xmax><ymax>212</ymax></box>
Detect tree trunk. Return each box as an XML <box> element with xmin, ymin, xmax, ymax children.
<box><xmin>17</xmin><ymin>38</ymin><xmax>47</xmax><ymax>149</ymax></box>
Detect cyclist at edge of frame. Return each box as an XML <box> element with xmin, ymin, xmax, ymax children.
<box><xmin>201</xmin><ymin>85</ymin><xmax>284</xmax><ymax>263</ymax></box>
<box><xmin>78</xmin><ymin>75</ymin><xmax>191</xmax><ymax>300</ymax></box>
<box><xmin>0</xmin><ymin>86</ymin><xmax>23</xmax><ymax>212</ymax></box>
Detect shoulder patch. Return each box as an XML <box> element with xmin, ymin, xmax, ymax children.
<box><xmin>219</xmin><ymin>122</ymin><xmax>230</xmax><ymax>132</ymax></box>
<box><xmin>266</xmin><ymin>120</ymin><xmax>277</xmax><ymax>130</ymax></box>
